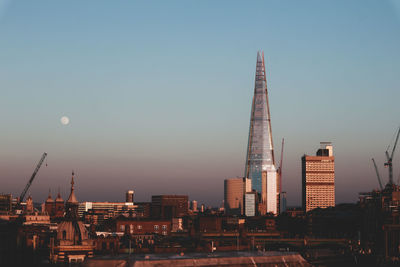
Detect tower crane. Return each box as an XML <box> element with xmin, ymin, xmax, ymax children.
<box><xmin>384</xmin><ymin>127</ymin><xmax>400</xmax><ymax>185</ymax></box>
<box><xmin>18</xmin><ymin>152</ymin><xmax>47</xmax><ymax>204</ymax></box>
<box><xmin>372</xmin><ymin>158</ymin><xmax>383</xmax><ymax>190</ymax></box>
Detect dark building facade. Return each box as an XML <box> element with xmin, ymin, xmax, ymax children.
<box><xmin>151</xmin><ymin>195</ymin><xmax>188</xmax><ymax>219</ymax></box>
<box><xmin>114</xmin><ymin>216</ymin><xmax>171</xmax><ymax>236</ymax></box>
<box><xmin>0</xmin><ymin>194</ymin><xmax>12</xmax><ymax>213</ymax></box>
<box><xmin>359</xmin><ymin>184</ymin><xmax>400</xmax><ymax>260</ymax></box>
<box><xmin>135</xmin><ymin>202</ymin><xmax>151</xmax><ymax>218</ymax></box>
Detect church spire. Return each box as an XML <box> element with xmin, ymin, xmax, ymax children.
<box><xmin>66</xmin><ymin>171</ymin><xmax>78</xmax><ymax>204</ymax></box>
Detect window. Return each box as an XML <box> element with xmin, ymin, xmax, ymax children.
<box><xmin>162</xmin><ymin>225</ymin><xmax>167</xmax><ymax>230</ymax></box>
<box><xmin>120</xmin><ymin>225</ymin><xmax>125</xmax><ymax>232</ymax></box>
<box><xmin>138</xmin><ymin>225</ymin><xmax>142</xmax><ymax>230</ymax></box>
<box><xmin>62</xmin><ymin>230</ymin><xmax>66</xmax><ymax>239</ymax></box>
<box><xmin>154</xmin><ymin>225</ymin><xmax>159</xmax><ymax>231</ymax></box>
<box><xmin>162</xmin><ymin>231</ymin><xmax>167</xmax><ymax>235</ymax></box>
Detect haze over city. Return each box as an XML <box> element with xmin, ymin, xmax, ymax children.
<box><xmin>1</xmin><ymin>0</ymin><xmax>400</xmax><ymax>207</ymax></box>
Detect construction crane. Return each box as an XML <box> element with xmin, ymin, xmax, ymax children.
<box><xmin>372</xmin><ymin>158</ymin><xmax>383</xmax><ymax>190</ymax></box>
<box><xmin>19</xmin><ymin>152</ymin><xmax>47</xmax><ymax>204</ymax></box>
<box><xmin>384</xmin><ymin>127</ymin><xmax>400</xmax><ymax>185</ymax></box>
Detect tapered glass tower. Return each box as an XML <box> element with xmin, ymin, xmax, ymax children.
<box><xmin>244</xmin><ymin>51</ymin><xmax>277</xmax><ymax>214</ymax></box>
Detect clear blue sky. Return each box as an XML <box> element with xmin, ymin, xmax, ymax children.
<box><xmin>1</xmin><ymin>0</ymin><xmax>400</xmax><ymax>207</ymax></box>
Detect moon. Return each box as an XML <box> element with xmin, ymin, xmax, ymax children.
<box><xmin>60</xmin><ymin>116</ymin><xmax>70</xmax><ymax>125</ymax></box>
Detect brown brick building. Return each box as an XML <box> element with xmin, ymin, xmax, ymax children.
<box><xmin>115</xmin><ymin>217</ymin><xmax>171</xmax><ymax>236</ymax></box>
<box><xmin>151</xmin><ymin>195</ymin><xmax>188</xmax><ymax>219</ymax></box>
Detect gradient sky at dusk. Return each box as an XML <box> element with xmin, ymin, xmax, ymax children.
<box><xmin>1</xmin><ymin>1</ymin><xmax>400</xmax><ymax>207</ymax></box>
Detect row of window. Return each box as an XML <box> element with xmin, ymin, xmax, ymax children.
<box><xmin>119</xmin><ymin>224</ymin><xmax>168</xmax><ymax>232</ymax></box>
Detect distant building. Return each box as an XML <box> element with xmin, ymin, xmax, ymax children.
<box><xmin>224</xmin><ymin>178</ymin><xmax>251</xmax><ymax>215</ymax></box>
<box><xmin>43</xmin><ymin>189</ymin><xmax>64</xmax><ymax>218</ymax></box>
<box><xmin>52</xmin><ymin>172</ymin><xmax>94</xmax><ymax>264</ymax></box>
<box><xmin>200</xmin><ymin>204</ymin><xmax>205</xmax><ymax>213</ymax></box>
<box><xmin>151</xmin><ymin>195</ymin><xmax>188</xmax><ymax>219</ymax></box>
<box><xmin>244</xmin><ymin>191</ymin><xmax>257</xmax><ymax>217</ymax></box>
<box><xmin>191</xmin><ymin>200</ymin><xmax>198</xmax><ymax>212</ymax></box>
<box><xmin>302</xmin><ymin>142</ymin><xmax>335</xmax><ymax>212</ymax></box>
<box><xmin>78</xmin><ymin>201</ymin><xmax>135</xmax><ymax>222</ymax></box>
<box><xmin>0</xmin><ymin>194</ymin><xmax>13</xmax><ymax>213</ymax></box>
<box><xmin>285</xmin><ymin>207</ymin><xmax>304</xmax><ymax>218</ymax></box>
<box><xmin>54</xmin><ymin>191</ymin><xmax>65</xmax><ymax>218</ymax></box>
<box><xmin>45</xmin><ymin>191</ymin><xmax>55</xmax><ymax>216</ymax></box>
<box><xmin>199</xmin><ymin>216</ymin><xmax>223</xmax><ymax>232</ymax></box>
<box><xmin>114</xmin><ymin>217</ymin><xmax>171</xmax><ymax>236</ymax></box>
<box><xmin>25</xmin><ymin>196</ymin><xmax>34</xmax><ymax>214</ymax></box>
<box><xmin>172</xmin><ymin>217</ymin><xmax>183</xmax><ymax>232</ymax></box>
<box><xmin>359</xmin><ymin>184</ymin><xmax>400</xmax><ymax>259</ymax></box>
<box><xmin>126</xmin><ymin>190</ymin><xmax>134</xmax><ymax>203</ymax></box>
<box><xmin>135</xmin><ymin>202</ymin><xmax>151</xmax><ymax>218</ymax></box>
<box><xmin>244</xmin><ymin>51</ymin><xmax>278</xmax><ymax>215</ymax></box>
<box><xmin>280</xmin><ymin>191</ymin><xmax>287</xmax><ymax>213</ymax></box>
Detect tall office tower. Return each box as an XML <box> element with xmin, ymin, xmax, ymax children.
<box><xmin>126</xmin><ymin>190</ymin><xmax>134</xmax><ymax>203</ymax></box>
<box><xmin>224</xmin><ymin>177</ymin><xmax>251</xmax><ymax>215</ymax></box>
<box><xmin>302</xmin><ymin>142</ymin><xmax>335</xmax><ymax>212</ymax></box>
<box><xmin>244</xmin><ymin>51</ymin><xmax>278</xmax><ymax>214</ymax></box>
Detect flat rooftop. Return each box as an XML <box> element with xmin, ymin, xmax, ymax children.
<box><xmin>83</xmin><ymin>251</ymin><xmax>310</xmax><ymax>267</ymax></box>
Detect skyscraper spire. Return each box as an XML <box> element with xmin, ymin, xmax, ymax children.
<box><xmin>244</xmin><ymin>51</ymin><xmax>277</xmax><ymax>214</ymax></box>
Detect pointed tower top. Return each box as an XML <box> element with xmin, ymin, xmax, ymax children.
<box><xmin>244</xmin><ymin>51</ymin><xmax>276</xmax><ymax>211</ymax></box>
<box><xmin>257</xmin><ymin>50</ymin><xmax>263</xmax><ymax>61</ymax></box>
<box><xmin>46</xmin><ymin>188</ymin><xmax>54</xmax><ymax>202</ymax></box>
<box><xmin>56</xmin><ymin>187</ymin><xmax>64</xmax><ymax>202</ymax></box>
<box><xmin>66</xmin><ymin>171</ymin><xmax>78</xmax><ymax>204</ymax></box>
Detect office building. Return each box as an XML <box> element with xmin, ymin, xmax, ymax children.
<box><xmin>126</xmin><ymin>190</ymin><xmax>134</xmax><ymax>203</ymax></box>
<box><xmin>224</xmin><ymin>177</ymin><xmax>251</xmax><ymax>215</ymax></box>
<box><xmin>302</xmin><ymin>142</ymin><xmax>335</xmax><ymax>212</ymax></box>
<box><xmin>135</xmin><ymin>202</ymin><xmax>151</xmax><ymax>218</ymax></box>
<box><xmin>245</xmin><ymin>191</ymin><xmax>257</xmax><ymax>217</ymax></box>
<box><xmin>244</xmin><ymin>51</ymin><xmax>278</xmax><ymax>214</ymax></box>
<box><xmin>151</xmin><ymin>195</ymin><xmax>188</xmax><ymax>219</ymax></box>
<box><xmin>78</xmin><ymin>201</ymin><xmax>135</xmax><ymax>222</ymax></box>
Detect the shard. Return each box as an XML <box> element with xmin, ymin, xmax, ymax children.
<box><xmin>244</xmin><ymin>51</ymin><xmax>277</xmax><ymax>214</ymax></box>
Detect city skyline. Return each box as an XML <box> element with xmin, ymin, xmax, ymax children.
<box><xmin>1</xmin><ymin>1</ymin><xmax>400</xmax><ymax>207</ymax></box>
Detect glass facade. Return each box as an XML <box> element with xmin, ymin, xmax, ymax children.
<box><xmin>245</xmin><ymin>51</ymin><xmax>276</xmax><ymax>194</ymax></box>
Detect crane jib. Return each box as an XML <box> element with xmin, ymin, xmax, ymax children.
<box><xmin>19</xmin><ymin>152</ymin><xmax>47</xmax><ymax>203</ymax></box>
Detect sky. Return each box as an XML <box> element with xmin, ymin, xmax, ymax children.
<box><xmin>1</xmin><ymin>0</ymin><xmax>400</xmax><ymax>207</ymax></box>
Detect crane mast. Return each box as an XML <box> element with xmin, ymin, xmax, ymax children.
<box><xmin>384</xmin><ymin>127</ymin><xmax>400</xmax><ymax>185</ymax></box>
<box><xmin>19</xmin><ymin>152</ymin><xmax>47</xmax><ymax>204</ymax></box>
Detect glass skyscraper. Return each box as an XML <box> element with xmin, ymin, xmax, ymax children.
<box><xmin>244</xmin><ymin>51</ymin><xmax>277</xmax><ymax>214</ymax></box>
